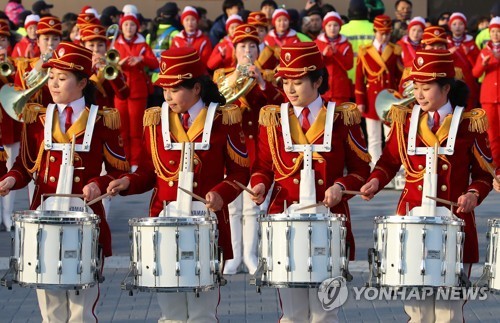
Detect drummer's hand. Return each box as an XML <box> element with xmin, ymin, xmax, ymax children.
<box><xmin>360</xmin><ymin>178</ymin><xmax>379</xmax><ymax>201</ymax></box>
<box><xmin>0</xmin><ymin>176</ymin><xmax>15</xmax><ymax>196</ymax></box>
<box><xmin>456</xmin><ymin>192</ymin><xmax>478</xmax><ymax>213</ymax></box>
<box><xmin>83</xmin><ymin>182</ymin><xmax>101</xmax><ymax>201</ymax></box>
<box><xmin>250</xmin><ymin>183</ymin><xmax>265</xmax><ymax>204</ymax></box>
<box><xmin>107</xmin><ymin>177</ymin><xmax>130</xmax><ymax>196</ymax></box>
<box><xmin>323</xmin><ymin>183</ymin><xmax>343</xmax><ymax>207</ymax></box>
<box><xmin>494</xmin><ymin>179</ymin><xmax>500</xmax><ymax>192</ymax></box>
<box><xmin>205</xmin><ymin>191</ymin><xmax>223</xmax><ymax>212</ymax></box>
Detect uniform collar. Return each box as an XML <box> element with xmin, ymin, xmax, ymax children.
<box><xmin>428</xmin><ymin>100</ymin><xmax>452</xmax><ymax>126</ymax></box>
<box><xmin>57</xmin><ymin>96</ymin><xmax>86</xmax><ymax>117</ymax></box>
<box><xmin>184</xmin><ymin>98</ymin><xmax>204</xmax><ymax>125</ymax></box>
<box><xmin>293</xmin><ymin>95</ymin><xmax>323</xmax><ymax>120</ymax></box>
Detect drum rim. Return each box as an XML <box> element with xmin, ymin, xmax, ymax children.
<box><xmin>128</xmin><ymin>216</ymin><xmax>216</xmax><ymax>226</ymax></box>
<box><xmin>16</xmin><ymin>281</ymin><xmax>97</xmax><ymax>290</ymax></box>
<box><xmin>126</xmin><ymin>284</ymin><xmax>216</xmax><ymax>293</ymax></box>
<box><xmin>13</xmin><ymin>210</ymin><xmax>100</xmax><ymax>224</ymax></box>
<box><xmin>488</xmin><ymin>218</ymin><xmax>500</xmax><ymax>226</ymax></box>
<box><xmin>374</xmin><ymin>215</ymin><xmax>464</xmax><ymax>226</ymax></box>
<box><xmin>256</xmin><ymin>281</ymin><xmax>324</xmax><ymax>288</ymax></box>
<box><xmin>259</xmin><ymin>213</ymin><xmax>346</xmax><ymax>222</ymax></box>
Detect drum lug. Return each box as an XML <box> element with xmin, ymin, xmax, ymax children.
<box><xmin>458</xmin><ymin>269</ymin><xmax>471</xmax><ymax>288</ymax></box>
<box><xmin>342</xmin><ymin>244</ymin><xmax>353</xmax><ymax>282</ymax></box>
<box><xmin>250</xmin><ymin>258</ymin><xmax>266</xmax><ymax>287</ymax></box>
<box><xmin>121</xmin><ymin>263</ymin><xmax>137</xmax><ymax>294</ymax></box>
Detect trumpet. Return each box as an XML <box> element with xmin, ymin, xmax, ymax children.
<box><xmin>0</xmin><ymin>59</ymin><xmax>14</xmax><ymax>77</ymax></box>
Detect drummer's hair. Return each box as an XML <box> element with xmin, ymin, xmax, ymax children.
<box><xmin>437</xmin><ymin>78</ymin><xmax>469</xmax><ymax>108</ymax></box>
<box><xmin>180</xmin><ymin>75</ymin><xmax>227</xmax><ymax>106</ymax></box>
<box><xmin>74</xmin><ymin>72</ymin><xmax>97</xmax><ymax>105</ymax></box>
<box><xmin>306</xmin><ymin>67</ymin><xmax>329</xmax><ymax>95</ymax></box>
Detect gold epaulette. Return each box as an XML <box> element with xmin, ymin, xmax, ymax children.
<box><xmin>258</xmin><ymin>105</ymin><xmax>281</xmax><ymax>127</ymax></box>
<box><xmin>387</xmin><ymin>104</ymin><xmax>412</xmax><ymax>125</ymax></box>
<box><xmin>261</xmin><ymin>69</ymin><xmax>276</xmax><ymax>83</ymax></box>
<box><xmin>22</xmin><ymin>103</ymin><xmax>45</xmax><ymax>123</ymax></box>
<box><xmin>0</xmin><ymin>148</ymin><xmax>8</xmax><ymax>162</ymax></box>
<box><xmin>454</xmin><ymin>67</ymin><xmax>464</xmax><ymax>81</ymax></box>
<box><xmin>143</xmin><ymin>107</ymin><xmax>161</xmax><ymax>127</ymax></box>
<box><xmin>462</xmin><ymin>108</ymin><xmax>488</xmax><ymax>133</ymax></box>
<box><xmin>335</xmin><ymin>102</ymin><xmax>361</xmax><ymax>126</ymax></box>
<box><xmin>392</xmin><ymin>43</ymin><xmax>402</xmax><ymax>55</ymax></box>
<box><xmin>218</xmin><ymin>103</ymin><xmax>242</xmax><ymax>125</ymax></box>
<box><xmin>97</xmin><ymin>107</ymin><xmax>121</xmax><ymax>130</ymax></box>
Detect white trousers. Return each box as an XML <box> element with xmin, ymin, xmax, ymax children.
<box><xmin>1</xmin><ymin>142</ymin><xmax>19</xmax><ymax>229</ymax></box>
<box><xmin>365</xmin><ymin>118</ymin><xmax>390</xmax><ymax>166</ymax></box>
<box><xmin>403</xmin><ymin>264</ymin><xmax>472</xmax><ymax>322</ymax></box>
<box><xmin>157</xmin><ymin>288</ymin><xmax>219</xmax><ymax>323</ymax></box>
<box><xmin>278</xmin><ymin>288</ymin><xmax>339</xmax><ymax>323</ymax></box>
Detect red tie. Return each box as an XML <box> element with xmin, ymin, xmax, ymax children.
<box><xmin>182</xmin><ymin>112</ymin><xmax>190</xmax><ymax>132</ymax></box>
<box><xmin>301</xmin><ymin>107</ymin><xmax>311</xmax><ymax>133</ymax></box>
<box><xmin>65</xmin><ymin>106</ymin><xmax>73</xmax><ymax>132</ymax></box>
<box><xmin>432</xmin><ymin>112</ymin><xmax>440</xmax><ymax>133</ymax></box>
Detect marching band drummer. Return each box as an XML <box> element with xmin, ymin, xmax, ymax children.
<box><xmin>214</xmin><ymin>23</ymin><xmax>282</xmax><ymax>275</ymax></box>
<box><xmin>250</xmin><ymin>42</ymin><xmax>371</xmax><ymax>323</ymax></box>
<box><xmin>106</xmin><ymin>47</ymin><xmax>250</xmax><ymax>322</ymax></box>
<box><xmin>360</xmin><ymin>49</ymin><xmax>494</xmax><ymax>322</ymax></box>
<box><xmin>0</xmin><ymin>42</ymin><xmax>130</xmax><ymax>322</ymax></box>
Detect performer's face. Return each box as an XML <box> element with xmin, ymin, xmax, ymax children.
<box><xmin>324</xmin><ymin>21</ymin><xmax>340</xmax><ymax>39</ymax></box>
<box><xmin>121</xmin><ymin>21</ymin><xmax>137</xmax><ymax>40</ymax></box>
<box><xmin>227</xmin><ymin>22</ymin><xmax>240</xmax><ymax>38</ymax></box>
<box><xmin>408</xmin><ymin>25</ymin><xmax>423</xmax><ymax>43</ymax></box>
<box><xmin>235</xmin><ymin>40</ymin><xmax>258</xmax><ymax>64</ymax></box>
<box><xmin>274</xmin><ymin>17</ymin><xmax>289</xmax><ymax>34</ymax></box>
<box><xmin>48</xmin><ymin>68</ymin><xmax>87</xmax><ymax>104</ymax></box>
<box><xmin>26</xmin><ymin>25</ymin><xmax>37</xmax><ymax>40</ymax></box>
<box><xmin>413</xmin><ymin>81</ymin><xmax>450</xmax><ymax>112</ymax></box>
<box><xmin>450</xmin><ymin>20</ymin><xmax>465</xmax><ymax>38</ymax></box>
<box><xmin>491</xmin><ymin>27</ymin><xmax>500</xmax><ymax>43</ymax></box>
<box><xmin>282</xmin><ymin>76</ymin><xmax>321</xmax><ymax>108</ymax></box>
<box><xmin>84</xmin><ymin>40</ymin><xmax>106</xmax><ymax>56</ymax></box>
<box><xmin>0</xmin><ymin>36</ymin><xmax>8</xmax><ymax>51</ymax></box>
<box><xmin>37</xmin><ymin>34</ymin><xmax>61</xmax><ymax>54</ymax></box>
<box><xmin>374</xmin><ymin>31</ymin><xmax>391</xmax><ymax>45</ymax></box>
<box><xmin>183</xmin><ymin>16</ymin><xmax>198</xmax><ymax>33</ymax></box>
<box><xmin>256</xmin><ymin>26</ymin><xmax>267</xmax><ymax>42</ymax></box>
<box><xmin>163</xmin><ymin>83</ymin><xmax>201</xmax><ymax>114</ymax></box>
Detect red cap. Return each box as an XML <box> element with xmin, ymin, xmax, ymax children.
<box><xmin>181</xmin><ymin>6</ymin><xmax>199</xmax><ymax>23</ymax></box>
<box><xmin>0</xmin><ymin>19</ymin><xmax>10</xmax><ymax>37</ymax></box>
<box><xmin>248</xmin><ymin>12</ymin><xmax>268</xmax><ymax>27</ymax></box>
<box><xmin>272</xmin><ymin>9</ymin><xmax>290</xmax><ymax>27</ymax></box>
<box><xmin>119</xmin><ymin>13</ymin><xmax>139</xmax><ymax>28</ymax></box>
<box><xmin>225</xmin><ymin>14</ymin><xmax>243</xmax><ymax>32</ymax></box>
<box><xmin>373</xmin><ymin>14</ymin><xmax>392</xmax><ymax>32</ymax></box>
<box><xmin>232</xmin><ymin>24</ymin><xmax>260</xmax><ymax>45</ymax></box>
<box><xmin>490</xmin><ymin>17</ymin><xmax>500</xmax><ymax>30</ymax></box>
<box><xmin>407</xmin><ymin>16</ymin><xmax>426</xmax><ymax>32</ymax></box>
<box><xmin>154</xmin><ymin>47</ymin><xmax>207</xmax><ymax>88</ymax></box>
<box><xmin>76</xmin><ymin>13</ymin><xmax>100</xmax><ymax>28</ymax></box>
<box><xmin>322</xmin><ymin>11</ymin><xmax>343</xmax><ymax>29</ymax></box>
<box><xmin>275</xmin><ymin>42</ymin><xmax>324</xmax><ymax>80</ymax></box>
<box><xmin>448</xmin><ymin>12</ymin><xmax>467</xmax><ymax>26</ymax></box>
<box><xmin>36</xmin><ymin>16</ymin><xmax>62</xmax><ymax>36</ymax></box>
<box><xmin>422</xmin><ymin>26</ymin><xmax>448</xmax><ymax>45</ymax></box>
<box><xmin>42</xmin><ymin>42</ymin><xmax>93</xmax><ymax>77</ymax></box>
<box><xmin>80</xmin><ymin>24</ymin><xmax>107</xmax><ymax>42</ymax></box>
<box><xmin>410</xmin><ymin>49</ymin><xmax>455</xmax><ymax>83</ymax></box>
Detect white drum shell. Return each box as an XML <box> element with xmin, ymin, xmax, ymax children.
<box><xmin>129</xmin><ymin>217</ymin><xmax>218</xmax><ymax>292</ymax></box>
<box><xmin>258</xmin><ymin>213</ymin><xmax>347</xmax><ymax>288</ymax></box>
<box><xmin>13</xmin><ymin>210</ymin><xmax>100</xmax><ymax>289</ymax></box>
<box><xmin>374</xmin><ymin>215</ymin><xmax>464</xmax><ymax>288</ymax></box>
<box><xmin>486</xmin><ymin>219</ymin><xmax>500</xmax><ymax>292</ymax></box>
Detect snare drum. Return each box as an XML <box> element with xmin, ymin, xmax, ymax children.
<box><xmin>9</xmin><ymin>210</ymin><xmax>100</xmax><ymax>289</ymax></box>
<box><xmin>371</xmin><ymin>215</ymin><xmax>464</xmax><ymax>288</ymax></box>
<box><xmin>484</xmin><ymin>219</ymin><xmax>500</xmax><ymax>292</ymax></box>
<box><xmin>123</xmin><ymin>216</ymin><xmax>219</xmax><ymax>293</ymax></box>
<box><xmin>255</xmin><ymin>213</ymin><xmax>347</xmax><ymax>288</ymax></box>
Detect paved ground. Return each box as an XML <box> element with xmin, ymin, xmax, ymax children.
<box><xmin>0</xmin><ymin>188</ymin><xmax>499</xmax><ymax>322</ymax></box>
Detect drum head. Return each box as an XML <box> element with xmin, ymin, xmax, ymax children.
<box><xmin>259</xmin><ymin>213</ymin><xmax>346</xmax><ymax>222</ymax></box>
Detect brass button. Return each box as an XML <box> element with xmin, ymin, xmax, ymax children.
<box><xmin>248</xmin><ymin>135</ymin><xmax>254</xmax><ymax>139</ymax></box>
<box><xmin>318</xmin><ymin>159</ymin><xmax>324</xmax><ymax>163</ymax></box>
<box><xmin>49</xmin><ymin>176</ymin><xmax>56</xmax><ymax>183</ymax></box>
<box><xmin>169</xmin><ymin>160</ymin><xmax>175</xmax><ymax>165</ymax></box>
<box><xmin>442</xmin><ymin>164</ymin><xmax>448</xmax><ymax>170</ymax></box>
<box><xmin>248</xmin><ymin>121</ymin><xmax>253</xmax><ymax>126</ymax></box>
<box><xmin>74</xmin><ymin>156</ymin><xmax>80</xmax><ymax>162</ymax></box>
<box><xmin>168</xmin><ymin>181</ymin><xmax>174</xmax><ymax>187</ymax></box>
<box><xmin>317</xmin><ymin>179</ymin><xmax>324</xmax><ymax>185</ymax></box>
<box><xmin>293</xmin><ymin>178</ymin><xmax>299</xmax><ymax>184</ymax></box>
<box><xmin>193</xmin><ymin>159</ymin><xmax>199</xmax><ymax>165</ymax></box>
<box><xmin>49</xmin><ymin>156</ymin><xmax>56</xmax><ymax>162</ymax></box>
<box><xmin>292</xmin><ymin>158</ymin><xmax>297</xmax><ymax>163</ymax></box>
<box><xmin>418</xmin><ymin>164</ymin><xmax>424</xmax><ymax>170</ymax></box>
<box><xmin>417</xmin><ymin>185</ymin><xmax>423</xmax><ymax>191</ymax></box>
<box><xmin>441</xmin><ymin>185</ymin><xmax>447</xmax><ymax>191</ymax></box>
<box><xmin>74</xmin><ymin>176</ymin><xmax>80</xmax><ymax>183</ymax></box>
<box><xmin>193</xmin><ymin>181</ymin><xmax>198</xmax><ymax>188</ymax></box>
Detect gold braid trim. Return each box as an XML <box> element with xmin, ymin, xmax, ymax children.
<box><xmin>22</xmin><ymin>103</ymin><xmax>45</xmax><ymax>124</ymax></box>
<box><xmin>98</xmin><ymin>107</ymin><xmax>121</xmax><ymax>130</ymax></box>
<box><xmin>387</xmin><ymin>104</ymin><xmax>412</xmax><ymax>125</ymax></box>
<box><xmin>462</xmin><ymin>108</ymin><xmax>488</xmax><ymax>133</ymax></box>
<box><xmin>454</xmin><ymin>67</ymin><xmax>464</xmax><ymax>81</ymax></box>
<box><xmin>0</xmin><ymin>149</ymin><xmax>8</xmax><ymax>162</ymax></box>
<box><xmin>149</xmin><ymin>125</ymin><xmax>180</xmax><ymax>182</ymax></box>
<box><xmin>143</xmin><ymin>107</ymin><xmax>162</xmax><ymax>127</ymax></box>
<box><xmin>261</xmin><ymin>69</ymin><xmax>276</xmax><ymax>83</ymax></box>
<box><xmin>258</xmin><ymin>105</ymin><xmax>281</xmax><ymax>127</ymax></box>
<box><xmin>347</xmin><ymin>136</ymin><xmax>371</xmax><ymax>162</ymax></box>
<box><xmin>395</xmin><ymin>122</ymin><xmax>425</xmax><ymax>182</ymax></box>
<box><xmin>226</xmin><ymin>142</ymin><xmax>250</xmax><ymax>167</ymax></box>
<box><xmin>103</xmin><ymin>146</ymin><xmax>130</xmax><ymax>171</ymax></box>
<box><xmin>267</xmin><ymin>125</ymin><xmax>302</xmax><ymax>181</ymax></box>
<box><xmin>219</xmin><ymin>104</ymin><xmax>242</xmax><ymax>125</ymax></box>
<box><xmin>335</xmin><ymin>102</ymin><xmax>361</xmax><ymax>126</ymax></box>
<box><xmin>21</xmin><ymin>130</ymin><xmax>45</xmax><ymax>174</ymax></box>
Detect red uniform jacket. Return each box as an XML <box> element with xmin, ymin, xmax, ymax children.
<box><xmin>120</xmin><ymin>105</ymin><xmax>250</xmax><ymax>260</ymax></box>
<box><xmin>451</xmin><ymin>50</ymin><xmax>480</xmax><ymax>108</ymax></box>
<box><xmin>397</xmin><ymin>35</ymin><xmax>423</xmax><ymax>68</ymax></box>
<box><xmin>367</xmin><ymin>105</ymin><xmax>493</xmax><ymax>263</ymax></box>
<box><xmin>264</xmin><ymin>29</ymin><xmax>301</xmax><ymax>48</ymax></box>
<box><xmin>12</xmin><ymin>36</ymin><xmax>40</xmax><ymax>59</ymax></box>
<box><xmin>0</xmin><ymin>67</ymin><xmax>22</xmax><ymax>145</ymax></box>
<box><xmin>250</xmin><ymin>103</ymin><xmax>372</xmax><ymax>259</ymax></box>
<box><xmin>1</xmin><ymin>104</ymin><xmax>130</xmax><ymax>257</ymax></box>
<box><xmin>448</xmin><ymin>34</ymin><xmax>480</xmax><ymax>68</ymax></box>
<box><xmin>207</xmin><ymin>36</ymin><xmax>235</xmax><ymax>71</ymax></box>
<box><xmin>91</xmin><ymin>69</ymin><xmax>130</xmax><ymax>108</ymax></box>
<box><xmin>114</xmin><ymin>34</ymin><xmax>159</xmax><ymax>100</ymax></box>
<box><xmin>315</xmin><ymin>34</ymin><xmax>354</xmax><ymax>104</ymax></box>
<box><xmin>472</xmin><ymin>42</ymin><xmax>500</xmax><ymax>104</ymax></box>
<box><xmin>172</xmin><ymin>30</ymin><xmax>213</xmax><ymax>67</ymax></box>
<box><xmin>355</xmin><ymin>43</ymin><xmax>403</xmax><ymax>120</ymax></box>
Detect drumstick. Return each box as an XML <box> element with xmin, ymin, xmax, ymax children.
<box><xmin>233</xmin><ymin>180</ymin><xmax>257</xmax><ymax>197</ymax></box>
<box><xmin>295</xmin><ymin>202</ymin><xmax>326</xmax><ymax>212</ymax></box>
<box><xmin>342</xmin><ymin>190</ymin><xmax>367</xmax><ymax>196</ymax></box>
<box><xmin>178</xmin><ymin>187</ymin><xmax>208</xmax><ymax>204</ymax></box>
<box><xmin>425</xmin><ymin>195</ymin><xmax>459</xmax><ymax>207</ymax></box>
<box><xmin>86</xmin><ymin>192</ymin><xmax>112</xmax><ymax>206</ymax></box>
<box><xmin>482</xmin><ymin>156</ymin><xmax>500</xmax><ymax>184</ymax></box>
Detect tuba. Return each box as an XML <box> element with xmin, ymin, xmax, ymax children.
<box><xmin>217</xmin><ymin>54</ymin><xmax>255</xmax><ymax>104</ymax></box>
<box><xmin>375</xmin><ymin>80</ymin><xmax>415</xmax><ymax>125</ymax></box>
